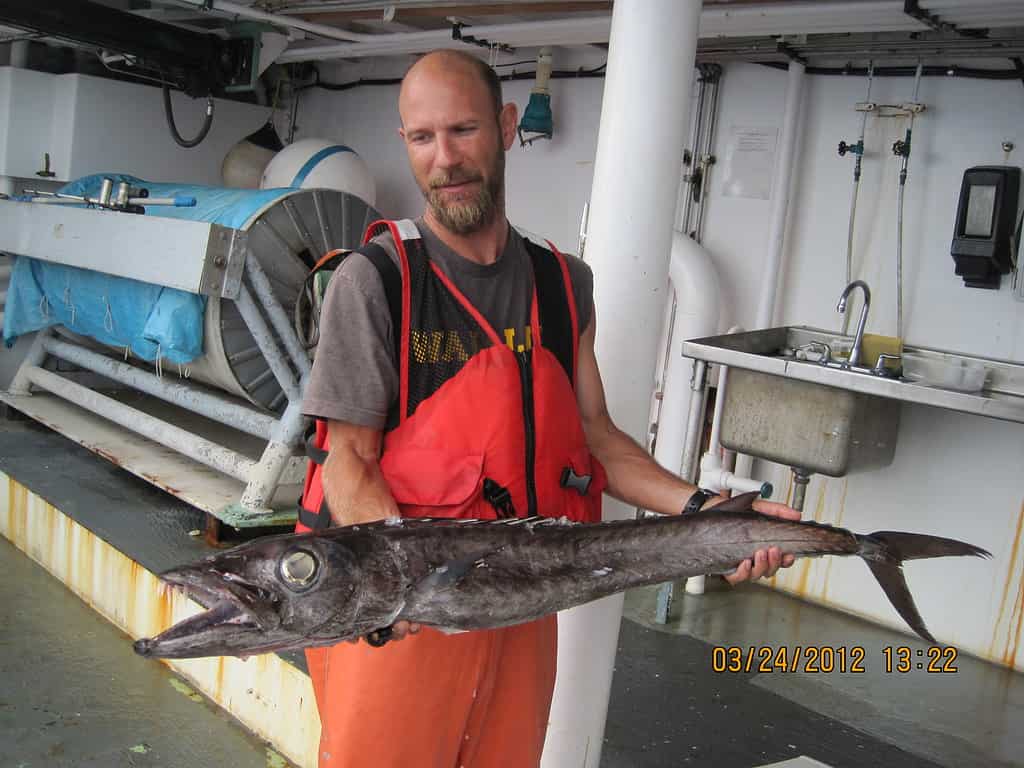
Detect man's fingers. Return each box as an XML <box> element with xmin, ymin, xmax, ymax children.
<box><xmin>749</xmin><ymin>548</ymin><xmax>769</xmax><ymax>579</ymax></box>
<box><xmin>725</xmin><ymin>547</ymin><xmax>795</xmax><ymax>585</ymax></box>
<box><xmin>764</xmin><ymin>546</ymin><xmax>783</xmax><ymax>577</ymax></box>
<box><xmin>724</xmin><ymin>558</ymin><xmax>752</xmax><ymax>585</ymax></box>
<box><xmin>751</xmin><ymin>500</ymin><xmax>802</xmax><ymax>521</ymax></box>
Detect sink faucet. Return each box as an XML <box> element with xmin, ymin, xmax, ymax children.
<box><xmin>836</xmin><ymin>280</ymin><xmax>871</xmax><ymax>368</ymax></box>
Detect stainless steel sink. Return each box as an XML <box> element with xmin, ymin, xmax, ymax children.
<box><xmin>683</xmin><ymin>326</ymin><xmax>1024</xmax><ymax>425</ymax></box>
<box><xmin>719</xmin><ymin>367</ymin><xmax>900</xmax><ymax>477</ymax></box>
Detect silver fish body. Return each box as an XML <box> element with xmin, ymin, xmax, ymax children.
<box><xmin>134</xmin><ymin>493</ymin><xmax>989</xmax><ymax>659</ymax></box>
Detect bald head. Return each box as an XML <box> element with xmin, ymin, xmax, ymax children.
<box><xmin>400</xmin><ymin>50</ymin><xmax>503</xmax><ymax>125</ymax></box>
<box><xmin>397</xmin><ymin>49</ymin><xmax>518</xmax><ymax>237</ymax></box>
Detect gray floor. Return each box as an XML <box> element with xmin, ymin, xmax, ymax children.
<box><xmin>0</xmin><ymin>536</ymin><xmax>290</xmax><ymax>768</ymax></box>
<box><xmin>2</xmin><ymin>417</ymin><xmax>1022</xmax><ymax>768</ymax></box>
<box><xmin>604</xmin><ymin>581</ymin><xmax>1024</xmax><ymax>768</ymax></box>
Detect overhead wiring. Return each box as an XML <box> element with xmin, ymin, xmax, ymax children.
<box><xmin>300</xmin><ymin>61</ymin><xmax>607</xmax><ymax>93</ymax></box>
<box><xmin>759</xmin><ymin>61</ymin><xmax>1024</xmax><ymax>80</ymax></box>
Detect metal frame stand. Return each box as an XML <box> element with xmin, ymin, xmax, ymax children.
<box><xmin>0</xmin><ymin>203</ymin><xmax>316</xmax><ymax>529</ymax></box>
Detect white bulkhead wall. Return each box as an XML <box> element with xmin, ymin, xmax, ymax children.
<box><xmin>298</xmin><ymin>56</ymin><xmax>1024</xmax><ymax>670</ymax></box>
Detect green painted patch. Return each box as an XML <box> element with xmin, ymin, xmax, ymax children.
<box><xmin>168</xmin><ymin>678</ymin><xmax>203</xmax><ymax>703</ymax></box>
<box><xmin>266</xmin><ymin>747</ymin><xmax>289</xmax><ymax>768</ymax></box>
<box><xmin>129</xmin><ymin>744</ymin><xmax>151</xmax><ymax>754</ymax></box>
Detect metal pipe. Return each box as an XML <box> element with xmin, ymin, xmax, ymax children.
<box><xmin>791</xmin><ymin>468</ymin><xmax>812</xmax><ymax>513</ymax></box>
<box><xmin>9</xmin><ymin>328</ymin><xmax>52</xmax><ymax>395</ymax></box>
<box><xmin>845</xmin><ymin>62</ymin><xmax>875</xmax><ymax>293</ymax></box>
<box><xmin>755</xmin><ymin>61</ymin><xmax>806</xmax><ymax>330</ymax></box>
<box><xmin>233</xmin><ymin>284</ymin><xmax>301</xmax><ymax>403</ymax></box>
<box><xmin>896</xmin><ymin>62</ymin><xmax>924</xmax><ymax>340</ymax></box>
<box><xmin>240</xmin><ymin>399</ymin><xmax>308</xmax><ymax>511</ymax></box>
<box><xmin>693</xmin><ymin>68</ymin><xmax>722</xmax><ymax>241</ymax></box>
<box><xmin>680</xmin><ymin>76</ymin><xmax>708</xmax><ymax>235</ymax></box>
<box><xmin>545</xmin><ymin>4</ymin><xmax>702</xmax><ymax>766</ymax></box>
<box><xmin>679</xmin><ymin>359</ymin><xmax>709</xmax><ymax>484</ymax></box>
<box><xmin>41</xmin><ymin>337</ymin><xmax>278</xmax><ymax>440</ymax></box>
<box><xmin>171</xmin><ymin>0</ymin><xmax>373</xmax><ymax>43</ymax></box>
<box><xmin>23</xmin><ymin>365</ymin><xmax>257</xmax><ymax>482</ymax></box>
<box><xmin>708</xmin><ymin>365</ymin><xmax>729</xmax><ymax>460</ymax></box>
<box><xmin>277</xmin><ymin>15</ymin><xmax>614</xmax><ymax>62</ymax></box>
<box><xmin>245</xmin><ymin>255</ymin><xmax>312</xmax><ymax>380</ymax></box>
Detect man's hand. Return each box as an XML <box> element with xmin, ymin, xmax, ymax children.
<box><xmin>716</xmin><ymin>497</ymin><xmax>801</xmax><ymax>585</ymax></box>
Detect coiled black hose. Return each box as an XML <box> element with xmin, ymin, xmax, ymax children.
<box><xmin>163</xmin><ymin>84</ymin><xmax>215</xmax><ymax>149</ymax></box>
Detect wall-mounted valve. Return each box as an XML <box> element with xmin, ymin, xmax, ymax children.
<box><xmin>838</xmin><ymin>140</ymin><xmax>864</xmax><ymax>157</ymax></box>
<box><xmin>892</xmin><ymin>134</ymin><xmax>912</xmax><ymax>158</ymax></box>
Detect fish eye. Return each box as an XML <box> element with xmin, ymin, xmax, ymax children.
<box><xmin>279</xmin><ymin>549</ymin><xmax>319</xmax><ymax>590</ymax></box>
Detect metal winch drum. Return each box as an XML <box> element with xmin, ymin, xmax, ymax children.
<box><xmin>168</xmin><ymin>188</ymin><xmax>379</xmax><ymax>413</ymax></box>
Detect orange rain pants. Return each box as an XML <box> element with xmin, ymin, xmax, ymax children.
<box><xmin>305</xmin><ymin>615</ymin><xmax>557</xmax><ymax>768</ymax></box>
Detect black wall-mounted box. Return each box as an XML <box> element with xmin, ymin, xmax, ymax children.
<box><xmin>950</xmin><ymin>166</ymin><xmax>1021</xmax><ymax>289</ymax></box>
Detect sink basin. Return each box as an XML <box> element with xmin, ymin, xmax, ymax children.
<box><xmin>683</xmin><ymin>326</ymin><xmax>1024</xmax><ymax>425</ymax></box>
<box><xmin>720</xmin><ymin>367</ymin><xmax>899</xmax><ymax>476</ymax></box>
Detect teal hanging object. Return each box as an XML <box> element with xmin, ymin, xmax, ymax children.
<box><xmin>518</xmin><ymin>92</ymin><xmax>553</xmax><ymax>146</ymax></box>
<box><xmin>517</xmin><ymin>48</ymin><xmax>554</xmax><ymax>147</ymax></box>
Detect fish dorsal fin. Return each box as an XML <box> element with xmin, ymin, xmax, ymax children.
<box><xmin>705</xmin><ymin>490</ymin><xmax>760</xmax><ymax>513</ymax></box>
<box><xmin>377</xmin><ymin>516</ymin><xmax>574</xmax><ymax>528</ymax></box>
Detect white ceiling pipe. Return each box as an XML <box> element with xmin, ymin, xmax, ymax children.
<box><xmin>170</xmin><ymin>0</ymin><xmax>376</xmax><ymax>42</ymax></box>
<box><xmin>543</xmin><ymin>2</ymin><xmax>702</xmax><ymax>768</ymax></box>
<box><xmin>755</xmin><ymin>60</ymin><xmax>806</xmax><ymax>330</ymax></box>
<box><xmin>276</xmin><ymin>15</ymin><xmax>613</xmax><ymax>63</ymax></box>
<box><xmin>274</xmin><ymin>0</ymin><xmax>932</xmax><ymax>63</ymax></box>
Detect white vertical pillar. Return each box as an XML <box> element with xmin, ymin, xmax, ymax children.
<box><xmin>543</xmin><ymin>2</ymin><xmax>702</xmax><ymax>767</ymax></box>
<box><xmin>754</xmin><ymin>61</ymin><xmax>806</xmax><ymax>330</ymax></box>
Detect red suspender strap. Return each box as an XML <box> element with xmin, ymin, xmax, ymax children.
<box><xmin>428</xmin><ymin>262</ymin><xmax>505</xmax><ymax>347</ymax></box>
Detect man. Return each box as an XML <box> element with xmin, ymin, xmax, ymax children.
<box><xmin>299</xmin><ymin>50</ymin><xmax>799</xmax><ymax>768</ymax></box>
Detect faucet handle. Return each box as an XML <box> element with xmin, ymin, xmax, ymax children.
<box><xmin>872</xmin><ymin>353</ymin><xmax>902</xmax><ymax>376</ymax></box>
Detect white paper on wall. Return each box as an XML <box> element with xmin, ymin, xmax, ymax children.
<box><xmin>721</xmin><ymin>125</ymin><xmax>779</xmax><ymax>200</ymax></box>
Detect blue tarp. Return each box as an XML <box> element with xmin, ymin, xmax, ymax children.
<box><xmin>58</xmin><ymin>174</ymin><xmax>294</xmax><ymax>229</ymax></box>
<box><xmin>2</xmin><ymin>175</ymin><xmax>296</xmax><ymax>362</ymax></box>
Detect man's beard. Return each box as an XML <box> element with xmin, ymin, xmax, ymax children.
<box><xmin>425</xmin><ymin>152</ymin><xmax>504</xmax><ymax>235</ymax></box>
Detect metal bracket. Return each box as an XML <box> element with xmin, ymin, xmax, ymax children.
<box><xmin>200</xmin><ymin>225</ymin><xmax>247</xmax><ymax>299</ymax></box>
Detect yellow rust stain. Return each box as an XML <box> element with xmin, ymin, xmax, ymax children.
<box><xmin>790</xmin><ymin>483</ymin><xmax>828</xmax><ymax>599</ymax></box>
<box><xmin>793</xmin><ymin>556</ymin><xmax>813</xmax><ymax>598</ymax></box>
<box><xmin>821</xmin><ymin>479</ymin><xmax>849</xmax><ymax>604</ymax></box>
<box><xmin>6</xmin><ymin>480</ymin><xmax>28</xmax><ymax>548</ymax></box>
<box><xmin>812</xmin><ymin>482</ymin><xmax>826</xmax><ymax>523</ymax></box>
<box><xmin>989</xmin><ymin>501</ymin><xmax>1024</xmax><ymax>664</ymax></box>
<box><xmin>1003</xmin><ymin>576</ymin><xmax>1023</xmax><ymax>669</ymax></box>
<box><xmin>215</xmin><ymin>657</ymin><xmax>226</xmax><ymax>697</ymax></box>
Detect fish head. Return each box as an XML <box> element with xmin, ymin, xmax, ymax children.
<box><xmin>133</xmin><ymin>532</ymin><xmax>364</xmax><ymax>659</ymax></box>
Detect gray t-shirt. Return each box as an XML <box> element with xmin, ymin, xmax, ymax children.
<box><xmin>303</xmin><ymin>219</ymin><xmax>594</xmax><ymax>429</ymax></box>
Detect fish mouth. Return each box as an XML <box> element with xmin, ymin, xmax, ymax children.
<box><xmin>133</xmin><ymin>568</ymin><xmax>284</xmax><ymax>659</ymax></box>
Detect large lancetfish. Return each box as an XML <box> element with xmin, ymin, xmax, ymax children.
<box><xmin>134</xmin><ymin>493</ymin><xmax>989</xmax><ymax>659</ymax></box>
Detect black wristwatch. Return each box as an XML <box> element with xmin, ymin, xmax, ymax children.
<box><xmin>682</xmin><ymin>488</ymin><xmax>717</xmax><ymax>515</ymax></box>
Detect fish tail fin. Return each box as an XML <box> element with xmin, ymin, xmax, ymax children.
<box><xmin>857</xmin><ymin>532</ymin><xmax>991</xmax><ymax>644</ymax></box>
